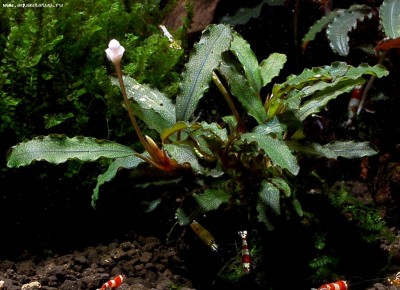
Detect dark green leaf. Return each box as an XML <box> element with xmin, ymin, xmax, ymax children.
<box><xmin>92</xmin><ymin>155</ymin><xmax>144</xmax><ymax>207</ymax></box>
<box><xmin>259</xmin><ymin>180</ymin><xmax>281</xmax><ymax>215</ymax></box>
<box><xmin>218</xmin><ymin>58</ymin><xmax>267</xmax><ymax>124</ymax></box>
<box><xmin>7</xmin><ymin>135</ymin><xmax>136</xmax><ymax>168</ymax></box>
<box><xmin>194</xmin><ymin>189</ymin><xmax>231</xmax><ymax>212</ymax></box>
<box><xmin>241</xmin><ymin>133</ymin><xmax>299</xmax><ymax>175</ymax></box>
<box><xmin>176</xmin><ymin>24</ymin><xmax>233</xmax><ymax>121</ymax></box>
<box><xmin>327</xmin><ymin>5</ymin><xmax>372</xmax><ymax>56</ymax></box>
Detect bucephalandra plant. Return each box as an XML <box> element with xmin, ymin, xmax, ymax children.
<box><xmin>6</xmin><ymin>24</ymin><xmax>388</xmax><ymax>231</ymax></box>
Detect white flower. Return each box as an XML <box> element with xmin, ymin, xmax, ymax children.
<box><xmin>105</xmin><ymin>39</ymin><xmax>125</xmax><ymax>63</ymax></box>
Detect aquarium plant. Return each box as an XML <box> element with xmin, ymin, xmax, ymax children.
<box><xmin>6</xmin><ymin>23</ymin><xmax>388</xmax><ymax>232</ymax></box>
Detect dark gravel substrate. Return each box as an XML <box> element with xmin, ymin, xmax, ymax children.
<box><xmin>0</xmin><ymin>236</ymin><xmax>195</xmax><ymax>290</ymax></box>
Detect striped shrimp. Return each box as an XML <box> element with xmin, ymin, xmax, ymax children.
<box><xmin>238</xmin><ymin>230</ymin><xmax>250</xmax><ymax>273</ymax></box>
<box><xmin>97</xmin><ymin>275</ymin><xmax>124</xmax><ymax>290</ymax></box>
<box><xmin>312</xmin><ymin>280</ymin><xmax>348</xmax><ymax>290</ymax></box>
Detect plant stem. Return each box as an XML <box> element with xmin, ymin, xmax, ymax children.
<box><xmin>114</xmin><ymin>62</ymin><xmax>155</xmax><ymax>157</ymax></box>
<box><xmin>212</xmin><ymin>71</ymin><xmax>242</xmax><ymax>127</ymax></box>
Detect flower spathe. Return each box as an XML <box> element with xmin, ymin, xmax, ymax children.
<box><xmin>105</xmin><ymin>39</ymin><xmax>125</xmax><ymax>64</ymax></box>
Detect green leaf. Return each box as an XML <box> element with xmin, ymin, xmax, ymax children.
<box><xmin>220</xmin><ymin>0</ymin><xmax>285</xmax><ymax>27</ymax></box>
<box><xmin>327</xmin><ymin>5</ymin><xmax>372</xmax><ymax>56</ymax></box>
<box><xmin>271</xmin><ymin>177</ymin><xmax>291</xmax><ymax>197</ymax></box>
<box><xmin>296</xmin><ymin>78</ymin><xmax>364</xmax><ymax>121</ymax></box>
<box><xmin>218</xmin><ymin>58</ymin><xmax>267</xmax><ymax>124</ymax></box>
<box><xmin>220</xmin><ymin>0</ymin><xmax>267</xmax><ymax>27</ymax></box>
<box><xmin>252</xmin><ymin>117</ymin><xmax>287</xmax><ymax>135</ymax></box>
<box><xmin>302</xmin><ymin>9</ymin><xmax>344</xmax><ymax>51</ymax></box>
<box><xmin>7</xmin><ymin>135</ymin><xmax>136</xmax><ymax>168</ymax></box>
<box><xmin>176</xmin><ymin>207</ymin><xmax>192</xmax><ymax>226</ymax></box>
<box><xmin>230</xmin><ymin>31</ymin><xmax>262</xmax><ymax>93</ymax></box>
<box><xmin>194</xmin><ymin>188</ymin><xmax>231</xmax><ymax>212</ymax></box>
<box><xmin>92</xmin><ymin>155</ymin><xmax>144</xmax><ymax>207</ymax></box>
<box><xmin>256</xmin><ymin>179</ymin><xmax>283</xmax><ymax>230</ymax></box>
<box><xmin>143</xmin><ymin>198</ymin><xmax>163</xmax><ymax>213</ymax></box>
<box><xmin>256</xmin><ymin>202</ymin><xmax>274</xmax><ymax>230</ymax></box>
<box><xmin>164</xmin><ymin>143</ymin><xmax>223</xmax><ymax>177</ymax></box>
<box><xmin>111</xmin><ymin>76</ymin><xmax>176</xmax><ymax>132</ymax></box>
<box><xmin>286</xmin><ymin>140</ymin><xmax>378</xmax><ymax>159</ymax></box>
<box><xmin>176</xmin><ymin>24</ymin><xmax>233</xmax><ymax>121</ymax></box>
<box><xmin>241</xmin><ymin>133</ymin><xmax>299</xmax><ymax>175</ymax></box>
<box><xmin>161</xmin><ymin>121</ymin><xmax>197</xmax><ymax>142</ymax></box>
<box><xmin>259</xmin><ymin>180</ymin><xmax>281</xmax><ymax>215</ymax></box>
<box><xmin>272</xmin><ymin>62</ymin><xmax>388</xmax><ymax>120</ymax></box>
<box><xmin>380</xmin><ymin>0</ymin><xmax>400</xmax><ymax>39</ymax></box>
<box><xmin>292</xmin><ymin>198</ymin><xmax>303</xmax><ymax>217</ymax></box>
<box><xmin>190</xmin><ymin>122</ymin><xmax>229</xmax><ymax>158</ymax></box>
<box><xmin>196</xmin><ymin>121</ymin><xmax>229</xmax><ymax>142</ymax></box>
<box><xmin>259</xmin><ymin>53</ymin><xmax>287</xmax><ymax>87</ymax></box>
<box><xmin>321</xmin><ymin>141</ymin><xmax>378</xmax><ymax>159</ymax></box>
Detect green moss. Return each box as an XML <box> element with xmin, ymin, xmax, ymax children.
<box><xmin>0</xmin><ymin>0</ymin><xmax>184</xmax><ymax>141</ymax></box>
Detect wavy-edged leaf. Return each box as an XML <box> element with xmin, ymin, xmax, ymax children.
<box><xmin>259</xmin><ymin>53</ymin><xmax>287</xmax><ymax>87</ymax></box>
<box><xmin>176</xmin><ymin>24</ymin><xmax>233</xmax><ymax>121</ymax></box>
<box><xmin>230</xmin><ymin>31</ymin><xmax>262</xmax><ymax>93</ymax></box>
<box><xmin>295</xmin><ymin>62</ymin><xmax>388</xmax><ymax>120</ymax></box>
<box><xmin>302</xmin><ymin>9</ymin><xmax>344</xmax><ymax>52</ymax></box>
<box><xmin>272</xmin><ymin>66</ymin><xmax>332</xmax><ymax>99</ymax></box>
<box><xmin>92</xmin><ymin>155</ymin><xmax>144</xmax><ymax>207</ymax></box>
<box><xmin>190</xmin><ymin>122</ymin><xmax>229</xmax><ymax>159</ymax></box>
<box><xmin>196</xmin><ymin>121</ymin><xmax>229</xmax><ymax>142</ymax></box>
<box><xmin>7</xmin><ymin>135</ymin><xmax>136</xmax><ymax>168</ymax></box>
<box><xmin>111</xmin><ymin>76</ymin><xmax>175</xmax><ymax>133</ymax></box>
<box><xmin>194</xmin><ymin>188</ymin><xmax>231</xmax><ymax>212</ymax></box>
<box><xmin>271</xmin><ymin>62</ymin><xmax>388</xmax><ymax>120</ymax></box>
<box><xmin>380</xmin><ymin>0</ymin><xmax>400</xmax><ymax>39</ymax></box>
<box><xmin>327</xmin><ymin>5</ymin><xmax>372</xmax><ymax>56</ymax></box>
<box><xmin>346</xmin><ymin>63</ymin><xmax>389</xmax><ymax>79</ymax></box>
<box><xmin>322</xmin><ymin>141</ymin><xmax>378</xmax><ymax>158</ymax></box>
<box><xmin>296</xmin><ymin>78</ymin><xmax>364</xmax><ymax>121</ymax></box>
<box><xmin>218</xmin><ymin>58</ymin><xmax>267</xmax><ymax>124</ymax></box>
<box><xmin>241</xmin><ymin>133</ymin><xmax>299</xmax><ymax>175</ymax></box>
<box><xmin>286</xmin><ymin>140</ymin><xmax>378</xmax><ymax>159</ymax></box>
<box><xmin>276</xmin><ymin>62</ymin><xmax>388</xmax><ymax>99</ymax></box>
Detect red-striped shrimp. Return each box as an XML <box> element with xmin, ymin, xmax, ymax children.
<box><xmin>238</xmin><ymin>230</ymin><xmax>250</xmax><ymax>273</ymax></box>
<box><xmin>97</xmin><ymin>275</ymin><xmax>124</xmax><ymax>290</ymax></box>
<box><xmin>314</xmin><ymin>280</ymin><xmax>348</xmax><ymax>290</ymax></box>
